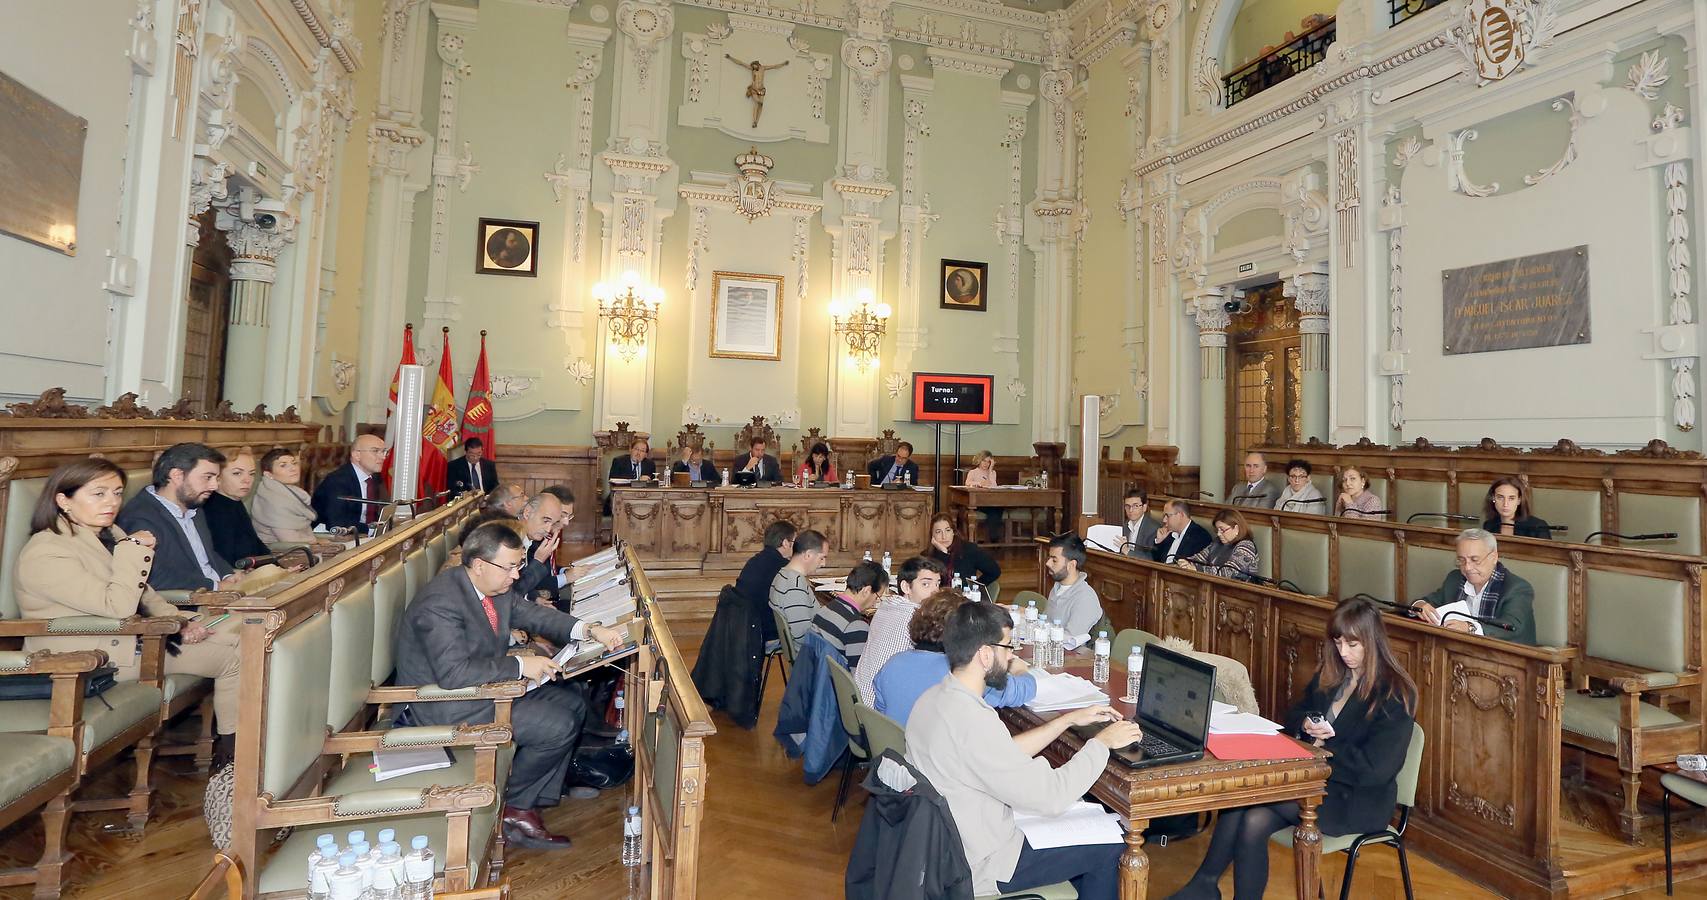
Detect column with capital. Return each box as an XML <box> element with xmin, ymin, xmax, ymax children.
<box><xmin>1189</xmin><ymin>289</ymin><xmax>1232</xmax><ymax>500</ymax></box>
<box><xmin>220</xmin><ymin>218</ymin><xmax>297</xmax><ymax>409</ymax></box>
<box><xmin>1285</xmin><ymin>267</ymin><xmax>1331</xmax><ymax>442</ymax></box>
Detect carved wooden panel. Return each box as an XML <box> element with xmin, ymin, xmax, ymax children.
<box><xmin>1437</xmin><ymin>653</ymin><xmax>1529</xmax><ymax>848</ymax></box>
<box><xmin>843</xmin><ymin>498</ymin><xmax>888</xmax><ymax>553</ymax></box>
<box><xmin>1271</xmin><ymin>605</ymin><xmax>1328</xmax><ymax>713</ymax></box>
<box><xmin>1213</xmin><ymin>592</ymin><xmax>1266</xmax><ymax>683</ymax></box>
<box><xmin>1157</xmin><ymin>582</ymin><xmax>1203</xmax><ymax>645</ymax></box>
<box><xmin>663</xmin><ymin>500</ymin><xmax>710</xmax><ymax>563</ymax></box>
<box><xmin>890</xmin><ymin>498</ymin><xmax>929</xmax><ymax>556</ymax></box>
<box><xmin>615</xmin><ymin>497</ymin><xmax>662</xmax><ymax>555</ymax></box>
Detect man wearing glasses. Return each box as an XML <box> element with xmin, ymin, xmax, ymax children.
<box><xmin>907</xmin><ymin>602</ymin><xmax>1142</xmax><ymax>900</ymax></box>
<box><xmin>393</xmin><ymin>521</ymin><xmax>628</xmax><ymax>851</ymax></box>
<box><xmin>1114</xmin><ymin>487</ymin><xmax>1159</xmax><ymax>556</ymax></box>
<box><xmin>1407</xmin><ymin>528</ymin><xmax>1536</xmax><ymax>645</ymax></box>
<box><xmin>311</xmin><ymin>433</ymin><xmax>390</xmax><ymax>531</ymax></box>
<box><xmin>1149</xmin><ymin>499</ymin><xmax>1213</xmax><ymax>564</ymax></box>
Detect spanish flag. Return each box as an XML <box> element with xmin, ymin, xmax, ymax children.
<box><xmin>380</xmin><ymin>323</ymin><xmax>417</xmax><ymax>494</ymax></box>
<box><xmin>461</xmin><ymin>330</ymin><xmax>496</xmax><ymax>460</ymax></box>
<box><xmin>419</xmin><ymin>327</ymin><xmax>458</xmax><ymax>496</ymax></box>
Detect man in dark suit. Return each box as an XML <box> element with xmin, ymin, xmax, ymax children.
<box><xmin>867</xmin><ymin>441</ymin><xmax>920</xmax><ymax>486</ymax></box>
<box><xmin>736</xmin><ymin>520</ymin><xmax>797</xmax><ymax>643</ymax></box>
<box><xmin>1113</xmin><ymin>486</ymin><xmax>1160</xmax><ymax>557</ymax></box>
<box><xmin>608</xmin><ymin>437</ymin><xmax>656</xmax><ymax>482</ymax></box>
<box><xmin>1150</xmin><ymin>498</ymin><xmax>1213</xmax><ymax>564</ymax></box>
<box><xmin>733</xmin><ymin>437</ymin><xmax>781</xmax><ymax>484</ymax></box>
<box><xmin>312</xmin><ymin>433</ymin><xmax>388</xmax><ymax>530</ymax></box>
<box><xmin>671</xmin><ymin>445</ymin><xmax>718</xmax><ymax>482</ymax></box>
<box><xmin>1408</xmin><ymin>528</ymin><xmax>1537</xmax><ymax>645</ymax></box>
<box><xmin>1230</xmin><ymin>451</ymin><xmax>1282</xmax><ymax>508</ymax></box>
<box><xmin>447</xmin><ymin>437</ymin><xmax>499</xmax><ymax>498</ymax></box>
<box><xmin>116</xmin><ymin>442</ymin><xmax>240</xmax><ymax>592</ymax></box>
<box><xmin>394</xmin><ymin>522</ymin><xmax>626</xmax><ymax>850</ymax></box>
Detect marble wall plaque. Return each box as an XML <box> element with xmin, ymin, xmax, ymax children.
<box><xmin>1441</xmin><ymin>245</ymin><xmax>1590</xmax><ymax>355</ymax></box>
<box><xmin>0</xmin><ymin>69</ymin><xmax>87</xmax><ymax>256</ymax></box>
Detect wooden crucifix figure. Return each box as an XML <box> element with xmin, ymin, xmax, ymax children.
<box><xmin>726</xmin><ymin>55</ymin><xmax>789</xmax><ymax>128</ymax></box>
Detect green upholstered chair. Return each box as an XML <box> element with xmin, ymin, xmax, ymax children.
<box><xmin>1110</xmin><ymin>628</ymin><xmax>1159</xmax><ymax>663</ymax></box>
<box><xmin>773</xmin><ymin>605</ymin><xmax>800</xmax><ymax>674</ymax></box>
<box><xmin>824</xmin><ymin>657</ymin><xmax>871</xmax><ymax>823</ymax></box>
<box><xmin>1014</xmin><ymin>590</ymin><xmax>1048</xmax><ymax>619</ymax></box>
<box><xmin>0</xmin><ymin>649</ymin><xmax>107</xmax><ymax>897</ymax></box>
<box><xmin>1661</xmin><ymin>771</ymin><xmax>1707</xmax><ymax>894</ymax></box>
<box><xmin>856</xmin><ymin>705</ymin><xmax>906</xmax><ymax>761</ymax></box>
<box><xmin>1273</xmin><ymin>723</ymin><xmax>1424</xmax><ymax>900</ymax></box>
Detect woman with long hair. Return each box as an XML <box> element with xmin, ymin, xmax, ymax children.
<box><xmin>1167</xmin><ymin>597</ymin><xmax>1418</xmax><ymax>900</ymax></box>
<box><xmin>926</xmin><ymin>512</ymin><xmax>1002</xmax><ymax>588</ymax></box>
<box><xmin>1482</xmin><ymin>476</ymin><xmax>1553</xmax><ymax>539</ymax></box>
<box><xmin>871</xmin><ymin>589</ymin><xmax>1034</xmax><ymax>725</ymax></box>
<box><xmin>1176</xmin><ymin>508</ymin><xmax>1259</xmax><ymax>582</ymax></box>
<box><xmin>1333</xmin><ymin>465</ymin><xmax>1385</xmax><ymax>519</ymax></box>
<box><xmin>963</xmin><ymin>450</ymin><xmax>1005</xmax><ymax>542</ymax></box>
<box><xmin>794</xmin><ymin>441</ymin><xmax>838</xmax><ymax>485</ymax></box>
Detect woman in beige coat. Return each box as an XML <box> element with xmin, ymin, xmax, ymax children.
<box><xmin>249</xmin><ymin>447</ymin><xmax>318</xmax><ymax>545</ymax></box>
<box><xmin>14</xmin><ymin>458</ymin><xmax>242</xmax><ymax>753</ymax></box>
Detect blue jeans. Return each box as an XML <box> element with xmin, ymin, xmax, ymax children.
<box><xmin>998</xmin><ymin>838</ymin><xmax>1123</xmax><ymax>900</ymax></box>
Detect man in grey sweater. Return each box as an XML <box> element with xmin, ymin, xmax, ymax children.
<box><xmin>769</xmin><ymin>529</ymin><xmax>828</xmax><ymax>644</ymax></box>
<box><xmin>907</xmin><ymin>602</ymin><xmax>1141</xmax><ymax>899</ymax></box>
<box><xmin>1044</xmin><ymin>534</ymin><xmax>1103</xmax><ymax>647</ymax></box>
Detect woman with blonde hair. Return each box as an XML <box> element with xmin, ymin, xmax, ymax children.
<box><xmin>1334</xmin><ymin>465</ymin><xmax>1385</xmax><ymax>519</ymax></box>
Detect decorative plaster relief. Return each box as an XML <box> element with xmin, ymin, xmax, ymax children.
<box><xmin>545</xmin><ymin>152</ymin><xmax>574</xmax><ymax>202</ymax></box>
<box><xmin>617</xmin><ymin>0</ymin><xmax>673</xmax><ymax>90</ymax></box>
<box><xmin>568</xmin><ymin>358</ymin><xmax>596</xmax><ymax>385</ymax></box>
<box><xmin>1281</xmin><ymin>166</ymin><xmax>1329</xmax><ymax>264</ymax></box>
<box><xmin>1443</xmin><ymin>129</ymin><xmax>1499</xmax><ymax>197</ymax></box>
<box><xmin>1444</xmin><ymin>0</ymin><xmax>1559</xmax><ymax>87</ymax></box>
<box><xmin>1332</xmin><ymin>128</ymin><xmax>1359</xmax><ymax>268</ymax></box>
<box><xmin>1006</xmin><ymin>377</ymin><xmax>1028</xmax><ymax>402</ymax></box>
<box><xmin>1626</xmin><ymin>49</ymin><xmax>1669</xmax><ymax>101</ymax></box>
<box><xmin>1521</xmin><ymin>96</ymin><xmax>1583</xmax><ymax>186</ymax></box>
<box><xmin>884</xmin><ymin>372</ymin><xmax>908</xmax><ymax>398</ymax></box>
<box><xmin>455</xmin><ymin>141</ymin><xmax>480</xmax><ymax>191</ymax></box>
<box><xmin>842</xmin><ymin>38</ymin><xmax>892</xmax><ymax>116</ymax></box>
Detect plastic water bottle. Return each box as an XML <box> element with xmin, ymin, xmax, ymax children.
<box><xmin>307</xmin><ymin>834</ymin><xmax>339</xmax><ymax>900</ymax></box>
<box><xmin>623</xmin><ymin>806</ymin><xmax>644</xmax><ymax>867</ymax></box>
<box><xmin>377</xmin><ymin>829</ymin><xmax>396</xmax><ymax>849</ymax></box>
<box><xmin>967</xmin><ymin>582</ymin><xmax>982</xmax><ymax>603</ymax></box>
<box><xmin>1050</xmin><ymin>622</ymin><xmax>1066</xmax><ymax>668</ymax></box>
<box><xmin>844</xmin><ymin>469</ymin><xmax>854</xmax><ymax>489</ymax></box>
<box><xmin>614</xmin><ymin>687</ymin><xmax>626</xmax><ymax>728</ymax></box>
<box><xmin>402</xmin><ymin>836</ymin><xmax>435</xmax><ymax>899</ymax></box>
<box><xmin>952</xmin><ymin>573</ymin><xmax>964</xmax><ymax>590</ymax></box>
<box><xmin>1093</xmin><ymin>631</ymin><xmax>1111</xmax><ymax>684</ymax></box>
<box><xmin>345</xmin><ymin>830</ymin><xmax>365</xmax><ymax>854</ymax></box>
<box><xmin>1022</xmin><ymin>601</ymin><xmax>1039</xmax><ymax>644</ymax></box>
<box><xmin>1125</xmin><ymin>648</ymin><xmax>1144</xmax><ymax>702</ymax></box>
<box><xmin>880</xmin><ymin>551</ymin><xmax>892</xmax><ymax>574</ymax></box>
<box><xmin>371</xmin><ymin>842</ymin><xmax>405</xmax><ymax>900</ymax></box>
<box><xmin>328</xmin><ymin>852</ymin><xmax>362</xmax><ymax>900</ymax></box>
<box><xmin>349</xmin><ymin>841</ymin><xmax>374</xmax><ymax>895</ymax></box>
<box><xmin>862</xmin><ymin>550</ymin><xmax>872</xmax><ymax>563</ymax></box>
<box><xmin>721</xmin><ymin>467</ymin><xmax>732</xmax><ymax>487</ymax></box>
<box><xmin>1032</xmin><ymin>620</ymin><xmax>1051</xmax><ymax>668</ymax></box>
<box><xmin>1040</xmin><ymin>469</ymin><xmax>1049</xmax><ymax>489</ymax></box>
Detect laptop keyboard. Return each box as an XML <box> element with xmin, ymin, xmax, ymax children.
<box><xmin>1135</xmin><ymin>734</ymin><xmax>1180</xmax><ymax>756</ymax></box>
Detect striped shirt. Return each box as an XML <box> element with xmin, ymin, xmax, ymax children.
<box><xmin>811</xmin><ymin>595</ymin><xmax>870</xmax><ymax>671</ymax></box>
<box><xmin>769</xmin><ymin>568</ymin><xmax>817</xmax><ymax>644</ymax></box>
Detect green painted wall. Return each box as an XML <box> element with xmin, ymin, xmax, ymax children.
<box><xmin>1227</xmin><ymin>0</ymin><xmax>1333</xmax><ymax>70</ymax></box>
<box><xmin>1217</xmin><ymin>207</ymin><xmax>1283</xmax><ymax>248</ymax></box>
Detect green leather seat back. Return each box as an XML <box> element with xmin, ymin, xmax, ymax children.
<box><xmin>1585</xmin><ymin>569</ymin><xmax>1686</xmax><ymax>673</ymax></box>
<box><xmin>404</xmin><ymin>548</ymin><xmax>431</xmax><ymax>606</ymax></box>
<box><xmin>1405</xmin><ymin>546</ymin><xmax>1458</xmax><ymax>601</ymax></box>
<box><xmin>0</xmin><ymin>681</ymin><xmax>161</xmax><ymax>753</ymax></box>
<box><xmin>1246</xmin><ymin>522</ymin><xmax>1275</xmax><ymax>580</ymax></box>
<box><xmin>1501</xmin><ymin>558</ymin><xmax>1569</xmax><ymax>647</ymax></box>
<box><xmin>1528</xmin><ymin>487</ymin><xmax>1600</xmax><ymax>543</ymax></box>
<box><xmin>0</xmin><ymin>477</ymin><xmax>46</xmax><ymax>620</ymax></box>
<box><xmin>1337</xmin><ymin>536</ymin><xmax>1394</xmax><ymax>602</ymax></box>
<box><xmin>1457</xmin><ymin>482</ymin><xmax>1491</xmax><ymax>524</ymax></box>
<box><xmin>373</xmin><ymin>562</ymin><xmax>407</xmax><ymax>685</ymax></box>
<box><xmin>1393</xmin><ymin>480</ymin><xmax>1447</xmax><ymax>528</ymax></box>
<box><xmin>121</xmin><ymin>469</ymin><xmax>151</xmax><ymax>503</ymax></box>
<box><xmin>0</xmin><ymin>733</ymin><xmax>75</xmax><ymax>807</ymax></box>
<box><xmin>1310</xmin><ymin>474</ymin><xmax>1334</xmax><ymax>505</ymax></box>
<box><xmin>329</xmin><ymin>580</ymin><xmax>378</xmax><ymax>731</ymax></box>
<box><xmin>1617</xmin><ymin>492</ymin><xmax>1701</xmax><ymax>556</ymax></box>
<box><xmin>1563</xmin><ymin>692</ymin><xmax>1683</xmax><ymax>744</ymax></box>
<box><xmin>1279</xmin><ymin>530</ymin><xmax>1328</xmax><ymax>596</ymax></box>
<box><xmin>264</xmin><ymin>611</ymin><xmax>333</xmax><ymax>798</ymax></box>
<box><xmin>427</xmin><ymin>532</ymin><xmax>449</xmax><ymax>573</ymax></box>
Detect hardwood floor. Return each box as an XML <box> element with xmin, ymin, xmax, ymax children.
<box><xmin>5</xmin><ymin>547</ymin><xmax>1707</xmax><ymax>898</ymax></box>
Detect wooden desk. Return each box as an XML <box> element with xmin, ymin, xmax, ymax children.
<box><xmin>1001</xmin><ymin>660</ymin><xmax>1329</xmax><ymax>900</ymax></box>
<box><xmin>949</xmin><ymin>485</ymin><xmax>1064</xmax><ymax>548</ymax></box>
<box><xmin>612</xmin><ymin>484</ymin><xmax>931</xmax><ymax>571</ymax></box>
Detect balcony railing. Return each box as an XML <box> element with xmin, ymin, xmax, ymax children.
<box><xmin>1390</xmin><ymin>0</ymin><xmax>1448</xmax><ymax>27</ymax></box>
<box><xmin>1222</xmin><ymin>18</ymin><xmax>1337</xmax><ymax>107</ymax></box>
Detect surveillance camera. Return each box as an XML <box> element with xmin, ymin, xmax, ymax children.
<box><xmin>253</xmin><ymin>212</ymin><xmax>279</xmax><ymax>231</ymax></box>
<box><xmin>1223</xmin><ymin>298</ymin><xmax>1251</xmax><ymax>315</ymax></box>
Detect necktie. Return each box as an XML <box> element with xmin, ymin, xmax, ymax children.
<box><xmin>472</xmin><ymin>465</ymin><xmax>482</xmax><ymax>493</ymax></box>
<box><xmin>634</xmin><ymin>459</ymin><xmax>641</xmax><ymax>478</ymax></box>
<box><xmin>481</xmin><ymin>595</ymin><xmax>500</xmax><ymax>635</ymax></box>
<box><xmin>889</xmin><ymin>465</ymin><xmax>901</xmax><ymax>483</ymax></box>
<box><xmin>360</xmin><ymin>475</ymin><xmax>372</xmax><ymax>524</ymax></box>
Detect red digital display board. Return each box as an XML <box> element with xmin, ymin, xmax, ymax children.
<box><xmin>912</xmin><ymin>373</ymin><xmax>994</xmax><ymax>424</ymax></box>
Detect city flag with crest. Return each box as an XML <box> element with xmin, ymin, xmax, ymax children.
<box><xmin>461</xmin><ymin>330</ymin><xmax>496</xmax><ymax>460</ymax></box>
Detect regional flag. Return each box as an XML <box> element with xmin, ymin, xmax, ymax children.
<box><xmin>381</xmin><ymin>323</ymin><xmax>418</xmax><ymax>493</ymax></box>
<box><xmin>461</xmin><ymin>330</ymin><xmax>496</xmax><ymax>460</ymax></box>
<box><xmin>420</xmin><ymin>328</ymin><xmax>459</xmax><ymax>495</ymax></box>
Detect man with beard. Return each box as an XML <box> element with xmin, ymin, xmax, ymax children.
<box><xmin>1043</xmin><ymin>534</ymin><xmax>1103</xmax><ymax>648</ymax></box>
<box><xmin>117</xmin><ymin>442</ymin><xmax>244</xmax><ymax>591</ymax></box>
<box><xmin>905</xmin><ymin>601</ymin><xmax>1141</xmax><ymax>900</ymax></box>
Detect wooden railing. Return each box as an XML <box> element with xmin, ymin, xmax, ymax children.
<box><xmin>625</xmin><ymin>547</ymin><xmax>716</xmax><ymax>898</ymax></box>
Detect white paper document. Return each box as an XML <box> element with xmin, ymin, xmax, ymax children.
<box><xmin>1429</xmin><ymin>598</ymin><xmax>1485</xmax><ymax>635</ymax></box>
<box><xmin>1026</xmin><ymin>670</ymin><xmax>1109</xmax><ymax>712</ymax></box>
<box><xmin>1013</xmin><ymin>801</ymin><xmax>1126</xmax><ymax>848</ymax></box>
<box><xmin>1085</xmin><ymin>524</ymin><xmax>1127</xmax><ymax>554</ymax></box>
<box><xmin>370</xmin><ymin>746</ymin><xmax>452</xmax><ymax>782</ymax></box>
<box><xmin>572</xmin><ymin>547</ymin><xmax>619</xmax><ymax>567</ymax></box>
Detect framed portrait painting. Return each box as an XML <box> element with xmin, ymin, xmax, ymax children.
<box><xmin>476</xmin><ymin>217</ymin><xmax>539</xmax><ymax>277</ymax></box>
<box><xmin>940</xmin><ymin>259</ymin><xmax>988</xmax><ymax>311</ymax></box>
<box><xmin>710</xmin><ymin>271</ymin><xmax>783</xmax><ymax>360</ymax></box>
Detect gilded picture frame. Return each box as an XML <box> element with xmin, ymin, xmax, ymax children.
<box><xmin>709</xmin><ymin>271</ymin><xmax>784</xmax><ymax>360</ymax></box>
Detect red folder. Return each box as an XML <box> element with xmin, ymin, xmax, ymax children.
<box><xmin>1206</xmin><ymin>733</ymin><xmax>1314</xmax><ymax>761</ymax></box>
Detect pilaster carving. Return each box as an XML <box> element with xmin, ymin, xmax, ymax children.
<box><xmin>200</xmin><ymin>19</ymin><xmax>240</xmax><ymax>152</ymax></box>
<box><xmin>1331</xmin><ymin>127</ymin><xmax>1360</xmax><ymax>268</ymax></box>
<box><xmin>617</xmin><ymin>0</ymin><xmax>674</xmax><ymax>90</ymax></box>
<box><xmin>842</xmin><ymin>39</ymin><xmax>893</xmax><ymax>115</ymax></box>
<box><xmin>1280</xmin><ymin>166</ymin><xmax>1328</xmax><ymax>264</ymax></box>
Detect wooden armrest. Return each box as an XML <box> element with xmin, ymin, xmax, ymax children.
<box><xmin>1610</xmin><ymin>671</ymin><xmax>1699</xmax><ymax>693</ymax></box>
<box><xmin>322</xmin><ymin>723</ymin><xmax>513</xmax><ymax>755</ymax></box>
<box><xmin>0</xmin><ymin>615</ymin><xmax>182</xmax><ymax>638</ymax></box>
<box><xmin>160</xmin><ymin>590</ymin><xmax>249</xmax><ymax>609</ymax></box>
<box><xmin>0</xmin><ymin>648</ymin><xmax>111</xmax><ymax>675</ymax></box>
<box><xmin>257</xmin><ymin>783</ymin><xmax>497</xmax><ymax>829</ymax></box>
<box><xmin>365</xmin><ymin>681</ymin><xmax>527</xmax><ymax>704</ymax></box>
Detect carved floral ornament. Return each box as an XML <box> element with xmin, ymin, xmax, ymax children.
<box><xmin>0</xmin><ymin>387</ymin><xmax>302</xmax><ymax>424</ymax></box>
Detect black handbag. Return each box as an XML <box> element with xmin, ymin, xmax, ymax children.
<box><xmin>0</xmin><ymin>665</ymin><xmax>120</xmax><ymax>701</ymax></box>
<box><xmin>563</xmin><ymin>743</ymin><xmax>634</xmax><ymax>790</ymax></box>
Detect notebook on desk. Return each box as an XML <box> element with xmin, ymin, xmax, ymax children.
<box><xmin>1072</xmin><ymin>644</ymin><xmax>1216</xmax><ymax>770</ymax></box>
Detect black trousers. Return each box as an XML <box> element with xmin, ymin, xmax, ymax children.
<box><xmin>998</xmin><ymin>839</ymin><xmax>1123</xmax><ymax>900</ymax></box>
<box><xmin>506</xmin><ymin>679</ymin><xmax>589</xmax><ymax>808</ymax></box>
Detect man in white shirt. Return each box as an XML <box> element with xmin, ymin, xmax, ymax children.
<box><xmin>854</xmin><ymin>556</ymin><xmax>947</xmax><ymax>704</ymax></box>
<box><xmin>907</xmin><ymin>601</ymin><xmax>1141</xmax><ymax>899</ymax></box>
<box><xmin>1044</xmin><ymin>535</ymin><xmax>1103</xmax><ymax>648</ymax></box>
<box><xmin>1116</xmin><ymin>487</ymin><xmax>1159</xmax><ymax>556</ymax></box>
<box><xmin>1230</xmin><ymin>451</ymin><xmax>1281</xmax><ymax>508</ymax></box>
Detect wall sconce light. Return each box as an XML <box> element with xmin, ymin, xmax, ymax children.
<box><xmin>829</xmin><ymin>288</ymin><xmax>891</xmax><ymax>372</ymax></box>
<box><xmin>593</xmin><ymin>270</ymin><xmax>663</xmax><ymax>362</ymax></box>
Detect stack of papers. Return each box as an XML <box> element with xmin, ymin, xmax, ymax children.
<box><xmin>572</xmin><ymin>547</ymin><xmax>619</xmax><ymax>567</ymax></box>
<box><xmin>1208</xmin><ymin>699</ymin><xmax>1283</xmax><ymax>735</ymax></box>
<box><xmin>1026</xmin><ymin>670</ymin><xmax>1109</xmax><ymax>712</ymax></box>
<box><xmin>571</xmin><ymin>586</ymin><xmax>636</xmax><ymax>626</ymax></box>
<box><xmin>369</xmin><ymin>746</ymin><xmax>453</xmax><ymax>782</ymax></box>
<box><xmin>1013</xmin><ymin>801</ymin><xmax>1125</xmax><ymax>848</ymax></box>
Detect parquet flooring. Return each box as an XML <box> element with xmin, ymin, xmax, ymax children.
<box><xmin>6</xmin><ymin>546</ymin><xmax>1707</xmax><ymax>898</ymax></box>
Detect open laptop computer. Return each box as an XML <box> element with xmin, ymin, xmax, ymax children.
<box><xmin>1072</xmin><ymin>643</ymin><xmax>1216</xmax><ymax>770</ymax></box>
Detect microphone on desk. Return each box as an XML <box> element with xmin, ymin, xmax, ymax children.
<box><xmin>1439</xmin><ymin>610</ymin><xmax>1517</xmax><ymax>632</ymax></box>
<box><xmin>235</xmin><ymin>546</ymin><xmax>316</xmax><ymax>571</ymax></box>
<box><xmin>1544</xmin><ymin>524</ymin><xmax>1570</xmax><ymax>532</ymax></box>
<box><xmin>1246</xmin><ymin>573</ymin><xmax>1307</xmax><ymax>593</ymax></box>
<box><xmin>1405</xmin><ymin>512</ymin><xmax>1479</xmax><ymax>524</ymax></box>
<box><xmin>1189</xmin><ymin>491</ymin><xmax>1215</xmax><ymax>499</ymax></box>
<box><xmin>1085</xmin><ymin>538</ymin><xmax>1125</xmax><ymax>555</ymax></box>
<box><xmin>1280</xmin><ymin>498</ymin><xmax>1329</xmax><ymax>512</ymax></box>
<box><xmin>1582</xmin><ymin>530</ymin><xmax>1680</xmax><ymax>542</ymax></box>
<box><xmin>1350</xmin><ymin>592</ymin><xmax>1421</xmax><ymax>619</ymax></box>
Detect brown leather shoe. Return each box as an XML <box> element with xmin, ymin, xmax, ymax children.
<box><xmin>501</xmin><ymin>805</ymin><xmax>572</xmax><ymax>850</ymax></box>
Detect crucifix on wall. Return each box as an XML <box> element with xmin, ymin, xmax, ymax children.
<box><xmin>726</xmin><ymin>54</ymin><xmax>789</xmax><ymax>128</ymax></box>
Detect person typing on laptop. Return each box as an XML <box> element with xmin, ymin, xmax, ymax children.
<box><xmin>907</xmin><ymin>602</ymin><xmax>1142</xmax><ymax>900</ymax></box>
<box><xmin>1166</xmin><ymin>597</ymin><xmax>1417</xmax><ymax>900</ymax></box>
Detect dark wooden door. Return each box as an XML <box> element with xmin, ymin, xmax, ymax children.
<box><xmin>1227</xmin><ymin>281</ymin><xmax>1301</xmax><ymax>484</ymax></box>
<box><xmin>181</xmin><ymin>210</ymin><xmax>231</xmax><ymax>413</ymax></box>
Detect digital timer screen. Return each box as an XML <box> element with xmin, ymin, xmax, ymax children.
<box><xmin>912</xmin><ymin>373</ymin><xmax>994</xmax><ymax>423</ymax></box>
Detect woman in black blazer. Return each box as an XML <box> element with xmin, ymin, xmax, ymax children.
<box><xmin>1167</xmin><ymin>597</ymin><xmax>1417</xmax><ymax>900</ymax></box>
<box><xmin>1482</xmin><ymin>476</ymin><xmax>1553</xmax><ymax>539</ymax></box>
<box><xmin>925</xmin><ymin>513</ymin><xmax>1001</xmax><ymax>587</ymax></box>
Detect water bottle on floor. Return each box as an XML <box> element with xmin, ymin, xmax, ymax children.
<box><xmin>614</xmin><ymin>687</ymin><xmax>627</xmax><ymax>736</ymax></box>
<box><xmin>307</xmin><ymin>833</ymin><xmax>338</xmax><ymax>900</ymax></box>
<box><xmin>402</xmin><ymin>835</ymin><xmax>435</xmax><ymax>899</ymax></box>
<box><xmin>1093</xmin><ymin>631</ymin><xmax>1110</xmax><ymax>684</ymax></box>
<box><xmin>327</xmin><ymin>852</ymin><xmax>362</xmax><ymax>900</ymax></box>
<box><xmin>349</xmin><ymin>841</ymin><xmax>373</xmax><ymax>896</ymax></box>
<box><xmin>623</xmin><ymin>806</ymin><xmax>644</xmax><ymax>867</ymax></box>
<box><xmin>370</xmin><ymin>840</ymin><xmax>405</xmax><ymax>900</ymax></box>
<box><xmin>1124</xmin><ymin>648</ymin><xmax>1144</xmax><ymax>703</ymax></box>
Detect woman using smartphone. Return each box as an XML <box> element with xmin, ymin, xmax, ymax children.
<box><xmin>1166</xmin><ymin>597</ymin><xmax>1417</xmax><ymax>900</ymax></box>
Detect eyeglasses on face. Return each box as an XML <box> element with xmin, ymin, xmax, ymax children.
<box><xmin>1455</xmin><ymin>554</ymin><xmax>1491</xmax><ymax>567</ymax></box>
<box><xmin>477</xmin><ymin>558</ymin><xmax>524</xmax><ymax>575</ymax></box>
<box><xmin>990</xmin><ymin>642</ymin><xmax>1018</xmax><ymax>651</ymax></box>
